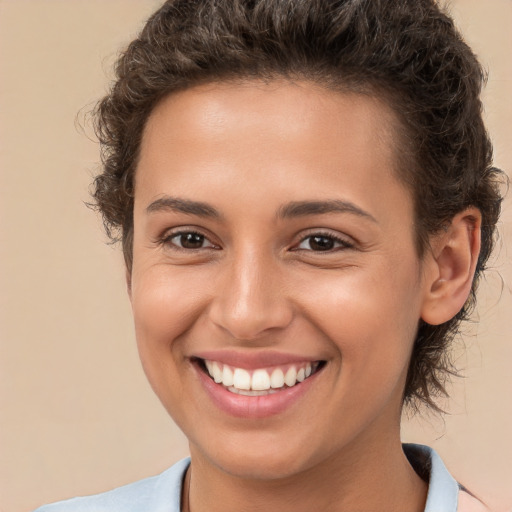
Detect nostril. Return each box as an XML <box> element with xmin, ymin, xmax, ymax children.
<box><xmin>206</xmin><ymin>270</ymin><xmax>294</xmax><ymax>341</ymax></box>
<box><xmin>209</xmin><ymin>302</ymin><xmax>295</xmax><ymax>342</ymax></box>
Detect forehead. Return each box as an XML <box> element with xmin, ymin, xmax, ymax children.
<box><xmin>136</xmin><ymin>80</ymin><xmax>410</xmax><ymax>218</ymax></box>
<box><xmin>141</xmin><ymin>80</ymin><xmax>401</xmax><ymax>158</ymax></box>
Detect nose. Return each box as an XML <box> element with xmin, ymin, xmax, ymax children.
<box><xmin>208</xmin><ymin>248</ymin><xmax>294</xmax><ymax>342</ymax></box>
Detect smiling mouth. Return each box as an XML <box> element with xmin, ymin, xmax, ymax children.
<box><xmin>194</xmin><ymin>358</ymin><xmax>326</xmax><ymax>396</ymax></box>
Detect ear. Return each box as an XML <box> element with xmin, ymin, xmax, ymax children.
<box><xmin>420</xmin><ymin>208</ymin><xmax>482</xmax><ymax>326</ymax></box>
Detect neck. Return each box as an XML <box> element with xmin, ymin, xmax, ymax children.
<box><xmin>184</xmin><ymin>432</ymin><xmax>427</xmax><ymax>512</ymax></box>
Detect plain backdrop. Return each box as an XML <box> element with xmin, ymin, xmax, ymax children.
<box><xmin>0</xmin><ymin>1</ymin><xmax>511</xmax><ymax>511</ymax></box>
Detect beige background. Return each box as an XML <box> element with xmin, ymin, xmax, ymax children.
<box><xmin>0</xmin><ymin>1</ymin><xmax>510</xmax><ymax>511</ymax></box>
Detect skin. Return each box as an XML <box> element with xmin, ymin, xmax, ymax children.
<box><xmin>129</xmin><ymin>80</ymin><xmax>480</xmax><ymax>511</ymax></box>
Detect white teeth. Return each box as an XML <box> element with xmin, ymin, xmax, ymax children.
<box><xmin>233</xmin><ymin>368</ymin><xmax>251</xmax><ymax>390</ymax></box>
<box><xmin>284</xmin><ymin>366</ymin><xmax>297</xmax><ymax>387</ymax></box>
<box><xmin>270</xmin><ymin>368</ymin><xmax>285</xmax><ymax>388</ymax></box>
<box><xmin>203</xmin><ymin>360</ymin><xmax>320</xmax><ymax>393</ymax></box>
<box><xmin>222</xmin><ymin>365</ymin><xmax>234</xmax><ymax>387</ymax></box>
<box><xmin>211</xmin><ymin>362</ymin><xmax>223</xmax><ymax>383</ymax></box>
<box><xmin>251</xmin><ymin>369</ymin><xmax>271</xmax><ymax>391</ymax></box>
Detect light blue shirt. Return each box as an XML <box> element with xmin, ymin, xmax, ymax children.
<box><xmin>33</xmin><ymin>444</ymin><xmax>470</xmax><ymax>512</ymax></box>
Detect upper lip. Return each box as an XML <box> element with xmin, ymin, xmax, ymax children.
<box><xmin>192</xmin><ymin>350</ymin><xmax>323</xmax><ymax>369</ymax></box>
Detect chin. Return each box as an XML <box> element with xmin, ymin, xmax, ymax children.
<box><xmin>189</xmin><ymin>428</ymin><xmax>327</xmax><ymax>481</ymax></box>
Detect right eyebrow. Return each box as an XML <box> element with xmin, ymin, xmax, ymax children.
<box><xmin>277</xmin><ymin>199</ymin><xmax>377</xmax><ymax>223</ymax></box>
<box><xmin>145</xmin><ymin>196</ymin><xmax>221</xmax><ymax>219</ymax></box>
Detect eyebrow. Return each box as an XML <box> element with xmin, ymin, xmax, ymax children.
<box><xmin>277</xmin><ymin>200</ymin><xmax>377</xmax><ymax>223</ymax></box>
<box><xmin>146</xmin><ymin>196</ymin><xmax>376</xmax><ymax>223</ymax></box>
<box><xmin>146</xmin><ymin>196</ymin><xmax>221</xmax><ymax>218</ymax></box>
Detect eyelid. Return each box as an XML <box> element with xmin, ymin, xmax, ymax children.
<box><xmin>158</xmin><ymin>226</ymin><xmax>221</xmax><ymax>250</ymax></box>
<box><xmin>155</xmin><ymin>226</ymin><xmax>354</xmax><ymax>253</ymax></box>
<box><xmin>292</xmin><ymin>230</ymin><xmax>355</xmax><ymax>252</ymax></box>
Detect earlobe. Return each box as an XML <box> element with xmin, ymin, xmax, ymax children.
<box><xmin>420</xmin><ymin>208</ymin><xmax>481</xmax><ymax>326</ymax></box>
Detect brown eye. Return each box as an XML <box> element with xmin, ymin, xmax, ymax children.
<box><xmin>168</xmin><ymin>231</ymin><xmax>215</xmax><ymax>250</ymax></box>
<box><xmin>308</xmin><ymin>236</ymin><xmax>335</xmax><ymax>251</ymax></box>
<box><xmin>297</xmin><ymin>234</ymin><xmax>352</xmax><ymax>252</ymax></box>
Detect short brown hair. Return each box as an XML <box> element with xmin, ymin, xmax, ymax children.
<box><xmin>91</xmin><ymin>0</ymin><xmax>503</xmax><ymax>411</ymax></box>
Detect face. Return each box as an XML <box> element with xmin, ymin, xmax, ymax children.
<box><xmin>130</xmin><ymin>80</ymin><xmax>431</xmax><ymax>479</ymax></box>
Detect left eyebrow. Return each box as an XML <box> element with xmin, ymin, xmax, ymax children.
<box><xmin>277</xmin><ymin>200</ymin><xmax>377</xmax><ymax>223</ymax></box>
<box><xmin>145</xmin><ymin>196</ymin><xmax>222</xmax><ymax>219</ymax></box>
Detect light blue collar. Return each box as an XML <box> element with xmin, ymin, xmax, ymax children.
<box><xmin>404</xmin><ymin>443</ymin><xmax>459</xmax><ymax>511</ymax></box>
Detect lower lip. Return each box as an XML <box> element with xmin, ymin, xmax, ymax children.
<box><xmin>195</xmin><ymin>364</ymin><xmax>321</xmax><ymax>419</ymax></box>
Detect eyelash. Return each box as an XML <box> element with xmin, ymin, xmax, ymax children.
<box><xmin>294</xmin><ymin>231</ymin><xmax>354</xmax><ymax>252</ymax></box>
<box><xmin>158</xmin><ymin>229</ymin><xmax>354</xmax><ymax>253</ymax></box>
<box><xmin>159</xmin><ymin>229</ymin><xmax>219</xmax><ymax>251</ymax></box>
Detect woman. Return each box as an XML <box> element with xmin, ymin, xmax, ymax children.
<box><xmin>35</xmin><ymin>0</ymin><xmax>503</xmax><ymax>510</ymax></box>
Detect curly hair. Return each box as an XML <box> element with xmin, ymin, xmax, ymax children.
<box><xmin>91</xmin><ymin>0</ymin><xmax>503</xmax><ymax>411</ymax></box>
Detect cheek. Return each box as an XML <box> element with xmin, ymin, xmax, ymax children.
<box><xmin>129</xmin><ymin>267</ymin><xmax>215</xmax><ymax>429</ymax></box>
<box><xmin>131</xmin><ymin>266</ymin><xmax>205</xmax><ymax>343</ymax></box>
<box><xmin>297</xmin><ymin>261</ymin><xmax>422</xmax><ymax>386</ymax></box>
<box><xmin>129</xmin><ymin>267</ymin><xmax>208</xmax><ymax>396</ymax></box>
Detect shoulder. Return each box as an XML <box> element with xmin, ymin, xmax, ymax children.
<box><xmin>33</xmin><ymin>458</ymin><xmax>190</xmax><ymax>512</ymax></box>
